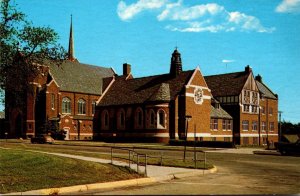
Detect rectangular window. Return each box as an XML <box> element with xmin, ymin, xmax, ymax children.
<box><xmin>270</xmin><ymin>122</ymin><xmax>274</xmax><ymax>132</ymax></box>
<box><xmin>242</xmin><ymin>120</ymin><xmax>249</xmax><ymax>131</ymax></box>
<box><xmin>222</xmin><ymin>119</ymin><xmax>226</xmax><ymax>130</ymax></box>
<box><xmin>252</xmin><ymin>121</ymin><xmax>258</xmax><ymax>131</ymax></box>
<box><xmin>213</xmin><ymin>119</ymin><xmax>218</xmax><ymax>130</ymax></box>
<box><xmin>251</xmin><ymin>106</ymin><xmax>258</xmax><ymax>113</ymax></box>
<box><xmin>210</xmin><ymin>119</ymin><xmax>218</xmax><ymax>130</ymax></box>
<box><xmin>261</xmin><ymin>106</ymin><xmax>265</xmax><ymax>114</ymax></box>
<box><xmin>227</xmin><ymin>96</ymin><xmax>230</xmax><ymax>103</ymax></box>
<box><xmin>262</xmin><ymin>121</ymin><xmax>266</xmax><ymax>132</ymax></box>
<box><xmin>51</xmin><ymin>94</ymin><xmax>55</xmax><ymax>110</ymax></box>
<box><xmin>227</xmin><ymin>120</ymin><xmax>232</xmax><ymax>131</ymax></box>
<box><xmin>269</xmin><ymin>107</ymin><xmax>273</xmax><ymax>115</ymax></box>
<box><xmin>243</xmin><ymin>105</ymin><xmax>250</xmax><ymax>112</ymax></box>
<box><xmin>234</xmin><ymin>96</ymin><xmax>239</xmax><ymax>103</ymax></box>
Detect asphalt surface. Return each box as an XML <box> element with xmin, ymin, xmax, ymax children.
<box><xmin>2</xmin><ymin>141</ymin><xmax>300</xmax><ymax>195</ymax></box>
<box><xmin>82</xmin><ymin>150</ymin><xmax>300</xmax><ymax>195</ymax></box>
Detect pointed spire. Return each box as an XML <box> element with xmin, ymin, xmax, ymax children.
<box><xmin>68</xmin><ymin>15</ymin><xmax>76</xmax><ymax>61</ymax></box>
<box><xmin>170</xmin><ymin>47</ymin><xmax>182</xmax><ymax>77</ymax></box>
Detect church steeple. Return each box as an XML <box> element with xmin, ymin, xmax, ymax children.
<box><xmin>170</xmin><ymin>47</ymin><xmax>182</xmax><ymax>77</ymax></box>
<box><xmin>68</xmin><ymin>15</ymin><xmax>76</xmax><ymax>61</ymax></box>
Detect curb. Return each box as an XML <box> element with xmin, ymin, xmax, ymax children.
<box><xmin>253</xmin><ymin>150</ymin><xmax>281</xmax><ymax>156</ymax></box>
<box><xmin>4</xmin><ymin>167</ymin><xmax>217</xmax><ymax>195</ymax></box>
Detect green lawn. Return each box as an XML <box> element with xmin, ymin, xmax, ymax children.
<box><xmin>1</xmin><ymin>142</ymin><xmax>214</xmax><ymax>170</ymax></box>
<box><xmin>0</xmin><ymin>148</ymin><xmax>140</xmax><ymax>194</ymax></box>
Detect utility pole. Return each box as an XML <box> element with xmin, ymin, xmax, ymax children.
<box><xmin>278</xmin><ymin>111</ymin><xmax>283</xmax><ymax>142</ymax></box>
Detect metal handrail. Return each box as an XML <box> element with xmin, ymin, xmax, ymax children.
<box><xmin>111</xmin><ymin>147</ymin><xmax>148</xmax><ymax>176</ymax></box>
<box><xmin>110</xmin><ymin>147</ymin><xmax>207</xmax><ymax>175</ymax></box>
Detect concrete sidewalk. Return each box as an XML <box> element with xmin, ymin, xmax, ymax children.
<box><xmin>4</xmin><ymin>150</ymin><xmax>217</xmax><ymax>195</ymax></box>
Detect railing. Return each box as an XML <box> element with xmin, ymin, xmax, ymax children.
<box><xmin>110</xmin><ymin>147</ymin><xmax>148</xmax><ymax>176</ymax></box>
<box><xmin>110</xmin><ymin>147</ymin><xmax>208</xmax><ymax>176</ymax></box>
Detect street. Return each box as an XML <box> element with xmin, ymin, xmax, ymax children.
<box><xmin>2</xmin><ymin>142</ymin><xmax>300</xmax><ymax>195</ymax></box>
<box><xmin>82</xmin><ymin>151</ymin><xmax>300</xmax><ymax>195</ymax></box>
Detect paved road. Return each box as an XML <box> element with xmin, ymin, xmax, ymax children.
<box><xmin>83</xmin><ymin>152</ymin><xmax>300</xmax><ymax>195</ymax></box>
<box><xmin>2</xmin><ymin>141</ymin><xmax>300</xmax><ymax>194</ymax></box>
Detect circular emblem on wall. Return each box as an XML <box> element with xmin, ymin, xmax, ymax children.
<box><xmin>194</xmin><ymin>87</ymin><xmax>203</xmax><ymax>104</ymax></box>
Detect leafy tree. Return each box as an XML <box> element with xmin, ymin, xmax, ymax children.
<box><xmin>280</xmin><ymin>121</ymin><xmax>300</xmax><ymax>134</ymax></box>
<box><xmin>0</xmin><ymin>0</ymin><xmax>66</xmax><ymax>109</ymax></box>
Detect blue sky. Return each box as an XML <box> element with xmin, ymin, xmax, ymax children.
<box><xmin>1</xmin><ymin>0</ymin><xmax>300</xmax><ymax>123</ymax></box>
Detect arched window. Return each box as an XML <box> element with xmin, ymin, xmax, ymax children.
<box><xmin>78</xmin><ymin>99</ymin><xmax>86</xmax><ymax>114</ymax></box>
<box><xmin>62</xmin><ymin>97</ymin><xmax>71</xmax><ymax>114</ymax></box>
<box><xmin>158</xmin><ymin>109</ymin><xmax>166</xmax><ymax>129</ymax></box>
<box><xmin>101</xmin><ymin>110</ymin><xmax>109</xmax><ymax>129</ymax></box>
<box><xmin>135</xmin><ymin>108</ymin><xmax>143</xmax><ymax>128</ymax></box>
<box><xmin>118</xmin><ymin>109</ymin><xmax>125</xmax><ymax>129</ymax></box>
<box><xmin>149</xmin><ymin>109</ymin><xmax>155</xmax><ymax>127</ymax></box>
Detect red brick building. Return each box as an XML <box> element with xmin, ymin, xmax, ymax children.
<box><xmin>205</xmin><ymin>66</ymin><xmax>278</xmax><ymax>145</ymax></box>
<box><xmin>4</xmin><ymin>19</ymin><xmax>278</xmax><ymax>145</ymax></box>
<box><xmin>5</xmin><ymin>19</ymin><xmax>114</xmax><ymax>140</ymax></box>
<box><xmin>95</xmin><ymin>49</ymin><xmax>233</xmax><ymax>142</ymax></box>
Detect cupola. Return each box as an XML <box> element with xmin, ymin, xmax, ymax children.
<box><xmin>170</xmin><ymin>48</ymin><xmax>182</xmax><ymax>77</ymax></box>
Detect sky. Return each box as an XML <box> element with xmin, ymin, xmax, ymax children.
<box><xmin>1</xmin><ymin>0</ymin><xmax>300</xmax><ymax>123</ymax></box>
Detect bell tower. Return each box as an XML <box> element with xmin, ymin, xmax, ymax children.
<box><xmin>170</xmin><ymin>47</ymin><xmax>182</xmax><ymax>77</ymax></box>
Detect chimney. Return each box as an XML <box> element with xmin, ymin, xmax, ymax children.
<box><xmin>255</xmin><ymin>74</ymin><xmax>262</xmax><ymax>83</ymax></box>
<box><xmin>245</xmin><ymin>65</ymin><xmax>252</xmax><ymax>73</ymax></box>
<box><xmin>123</xmin><ymin>63</ymin><xmax>131</xmax><ymax>76</ymax></box>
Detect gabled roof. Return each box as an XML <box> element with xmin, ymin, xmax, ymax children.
<box><xmin>98</xmin><ymin>70</ymin><xmax>194</xmax><ymax>106</ymax></box>
<box><xmin>204</xmin><ymin>71</ymin><xmax>250</xmax><ymax>97</ymax></box>
<box><xmin>255</xmin><ymin>80</ymin><xmax>277</xmax><ymax>99</ymax></box>
<box><xmin>47</xmin><ymin>60</ymin><xmax>114</xmax><ymax>95</ymax></box>
<box><xmin>210</xmin><ymin>105</ymin><xmax>232</xmax><ymax>119</ymax></box>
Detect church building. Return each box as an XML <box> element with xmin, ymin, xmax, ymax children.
<box><xmin>94</xmin><ymin>49</ymin><xmax>233</xmax><ymax>143</ymax></box>
<box><xmin>5</xmin><ymin>18</ymin><xmax>115</xmax><ymax>140</ymax></box>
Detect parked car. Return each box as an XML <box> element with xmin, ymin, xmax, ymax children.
<box><xmin>31</xmin><ymin>135</ymin><xmax>54</xmax><ymax>144</ymax></box>
<box><xmin>276</xmin><ymin>139</ymin><xmax>300</xmax><ymax>155</ymax></box>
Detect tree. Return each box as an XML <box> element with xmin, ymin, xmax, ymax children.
<box><xmin>0</xmin><ymin>0</ymin><xmax>66</xmax><ymax>109</ymax></box>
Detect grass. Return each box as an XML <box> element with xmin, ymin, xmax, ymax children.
<box><xmin>1</xmin><ymin>142</ymin><xmax>214</xmax><ymax>170</ymax></box>
<box><xmin>0</xmin><ymin>148</ymin><xmax>140</xmax><ymax>194</ymax></box>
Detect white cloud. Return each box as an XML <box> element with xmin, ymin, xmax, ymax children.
<box><xmin>117</xmin><ymin>0</ymin><xmax>274</xmax><ymax>33</ymax></box>
<box><xmin>222</xmin><ymin>59</ymin><xmax>235</xmax><ymax>63</ymax></box>
<box><xmin>117</xmin><ymin>0</ymin><xmax>167</xmax><ymax>21</ymax></box>
<box><xmin>228</xmin><ymin>12</ymin><xmax>275</xmax><ymax>33</ymax></box>
<box><xmin>157</xmin><ymin>2</ymin><xmax>224</xmax><ymax>21</ymax></box>
<box><xmin>276</xmin><ymin>0</ymin><xmax>300</xmax><ymax>13</ymax></box>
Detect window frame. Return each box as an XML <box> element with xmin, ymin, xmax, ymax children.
<box><xmin>157</xmin><ymin>109</ymin><xmax>166</xmax><ymax>129</ymax></box>
<box><xmin>77</xmin><ymin>98</ymin><xmax>86</xmax><ymax>115</ymax></box>
<box><xmin>242</xmin><ymin>120</ymin><xmax>249</xmax><ymax>131</ymax></box>
<box><xmin>62</xmin><ymin>97</ymin><xmax>71</xmax><ymax>114</ymax></box>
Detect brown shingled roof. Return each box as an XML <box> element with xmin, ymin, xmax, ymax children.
<box><xmin>204</xmin><ymin>71</ymin><xmax>250</xmax><ymax>97</ymax></box>
<box><xmin>47</xmin><ymin>60</ymin><xmax>115</xmax><ymax>95</ymax></box>
<box><xmin>256</xmin><ymin>80</ymin><xmax>277</xmax><ymax>99</ymax></box>
<box><xmin>98</xmin><ymin>71</ymin><xmax>194</xmax><ymax>106</ymax></box>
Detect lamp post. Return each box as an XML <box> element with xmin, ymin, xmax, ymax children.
<box><xmin>278</xmin><ymin>111</ymin><xmax>283</xmax><ymax>142</ymax></box>
<box><xmin>183</xmin><ymin>115</ymin><xmax>192</xmax><ymax>162</ymax></box>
